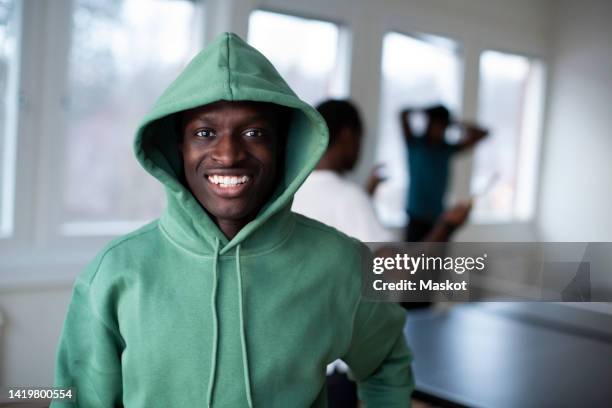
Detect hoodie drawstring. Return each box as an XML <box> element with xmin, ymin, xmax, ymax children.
<box><xmin>206</xmin><ymin>238</ymin><xmax>221</xmax><ymax>408</ymax></box>
<box><xmin>206</xmin><ymin>240</ymin><xmax>254</xmax><ymax>408</ymax></box>
<box><xmin>236</xmin><ymin>244</ymin><xmax>254</xmax><ymax>408</ymax></box>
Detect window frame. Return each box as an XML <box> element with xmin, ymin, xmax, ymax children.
<box><xmin>246</xmin><ymin>7</ymin><xmax>353</xmax><ymax>105</ymax></box>
<box><xmin>0</xmin><ymin>0</ymin><xmax>22</xmax><ymax>239</ymax></box>
<box><xmin>0</xmin><ymin>0</ymin><xmax>207</xmax><ymax>281</ymax></box>
<box><xmin>470</xmin><ymin>47</ymin><xmax>547</xmax><ymax>225</ymax></box>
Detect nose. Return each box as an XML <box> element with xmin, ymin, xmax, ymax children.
<box><xmin>211</xmin><ymin>133</ymin><xmax>247</xmax><ymax>166</ymax></box>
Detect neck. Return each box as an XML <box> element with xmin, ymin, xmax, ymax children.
<box><xmin>216</xmin><ymin>218</ymin><xmax>249</xmax><ymax>240</ymax></box>
<box><xmin>316</xmin><ymin>155</ymin><xmax>343</xmax><ymax>173</ymax></box>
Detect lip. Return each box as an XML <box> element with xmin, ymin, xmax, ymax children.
<box><xmin>204</xmin><ymin>170</ymin><xmax>254</xmax><ymax>199</ymax></box>
<box><xmin>204</xmin><ymin>168</ymin><xmax>253</xmax><ymax>177</ymax></box>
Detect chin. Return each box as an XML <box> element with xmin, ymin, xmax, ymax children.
<box><xmin>209</xmin><ymin>203</ymin><xmax>253</xmax><ymax>222</ymax></box>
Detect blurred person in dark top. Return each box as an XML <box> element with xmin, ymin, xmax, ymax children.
<box><xmin>401</xmin><ymin>104</ymin><xmax>488</xmax><ymax>242</ymax></box>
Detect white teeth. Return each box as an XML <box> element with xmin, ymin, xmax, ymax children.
<box><xmin>207</xmin><ymin>175</ymin><xmax>250</xmax><ymax>187</ymax></box>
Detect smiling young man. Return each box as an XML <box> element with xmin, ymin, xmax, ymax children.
<box><xmin>178</xmin><ymin>101</ymin><xmax>289</xmax><ymax>239</ymax></box>
<box><xmin>52</xmin><ymin>33</ymin><xmax>413</xmax><ymax>407</ymax></box>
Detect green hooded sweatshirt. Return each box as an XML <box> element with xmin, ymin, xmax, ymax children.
<box><xmin>52</xmin><ymin>32</ymin><xmax>413</xmax><ymax>408</ymax></box>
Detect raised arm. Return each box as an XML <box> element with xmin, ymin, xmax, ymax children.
<box><xmin>455</xmin><ymin>120</ymin><xmax>489</xmax><ymax>152</ymax></box>
<box><xmin>400</xmin><ymin>108</ymin><xmax>415</xmax><ymax>144</ymax></box>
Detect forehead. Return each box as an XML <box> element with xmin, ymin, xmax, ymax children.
<box><xmin>181</xmin><ymin>100</ymin><xmax>281</xmax><ymax>124</ymax></box>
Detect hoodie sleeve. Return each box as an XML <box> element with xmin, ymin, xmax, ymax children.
<box><xmin>50</xmin><ymin>265</ymin><xmax>124</xmax><ymax>407</ymax></box>
<box><xmin>342</xmin><ymin>298</ymin><xmax>414</xmax><ymax>408</ymax></box>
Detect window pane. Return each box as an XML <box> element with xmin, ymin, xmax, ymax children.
<box><xmin>0</xmin><ymin>0</ymin><xmax>18</xmax><ymax>237</ymax></box>
<box><xmin>247</xmin><ymin>10</ymin><xmax>348</xmax><ymax>105</ymax></box>
<box><xmin>375</xmin><ymin>32</ymin><xmax>462</xmax><ymax>227</ymax></box>
<box><xmin>471</xmin><ymin>50</ymin><xmax>544</xmax><ymax>222</ymax></box>
<box><xmin>62</xmin><ymin>0</ymin><xmax>202</xmax><ymax>231</ymax></box>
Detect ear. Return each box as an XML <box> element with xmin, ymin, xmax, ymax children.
<box><xmin>338</xmin><ymin>127</ymin><xmax>354</xmax><ymax>145</ymax></box>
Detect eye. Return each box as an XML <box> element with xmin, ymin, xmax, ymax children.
<box><xmin>244</xmin><ymin>128</ymin><xmax>265</xmax><ymax>138</ymax></box>
<box><xmin>194</xmin><ymin>128</ymin><xmax>215</xmax><ymax>138</ymax></box>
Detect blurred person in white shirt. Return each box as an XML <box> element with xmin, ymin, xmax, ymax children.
<box><xmin>293</xmin><ymin>99</ymin><xmax>395</xmax><ymax>242</ymax></box>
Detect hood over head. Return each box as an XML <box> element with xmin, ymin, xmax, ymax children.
<box><xmin>134</xmin><ymin>32</ymin><xmax>329</xmax><ymax>254</ymax></box>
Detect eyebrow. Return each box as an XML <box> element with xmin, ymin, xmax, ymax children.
<box><xmin>187</xmin><ymin>112</ymin><xmax>276</xmax><ymax>127</ymax></box>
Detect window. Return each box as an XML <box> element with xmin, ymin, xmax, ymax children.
<box><xmin>375</xmin><ymin>32</ymin><xmax>462</xmax><ymax>227</ymax></box>
<box><xmin>0</xmin><ymin>0</ymin><xmax>19</xmax><ymax>238</ymax></box>
<box><xmin>61</xmin><ymin>0</ymin><xmax>203</xmax><ymax>235</ymax></box>
<box><xmin>471</xmin><ymin>50</ymin><xmax>545</xmax><ymax>222</ymax></box>
<box><xmin>247</xmin><ymin>9</ymin><xmax>349</xmax><ymax>105</ymax></box>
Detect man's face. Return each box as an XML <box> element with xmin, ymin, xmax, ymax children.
<box><xmin>179</xmin><ymin>101</ymin><xmax>285</xmax><ymax>229</ymax></box>
<box><xmin>427</xmin><ymin>117</ymin><xmax>448</xmax><ymax>143</ymax></box>
<box><xmin>339</xmin><ymin>126</ymin><xmax>362</xmax><ymax>171</ymax></box>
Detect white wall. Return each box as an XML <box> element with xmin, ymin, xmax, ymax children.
<box><xmin>1</xmin><ymin>0</ymin><xmax>557</xmax><ymax>391</ymax></box>
<box><xmin>538</xmin><ymin>0</ymin><xmax>612</xmax><ymax>242</ymax></box>
<box><xmin>0</xmin><ymin>286</ymin><xmax>72</xmax><ymax>388</ymax></box>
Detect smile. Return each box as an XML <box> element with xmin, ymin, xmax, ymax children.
<box><xmin>207</xmin><ymin>174</ymin><xmax>251</xmax><ymax>188</ymax></box>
